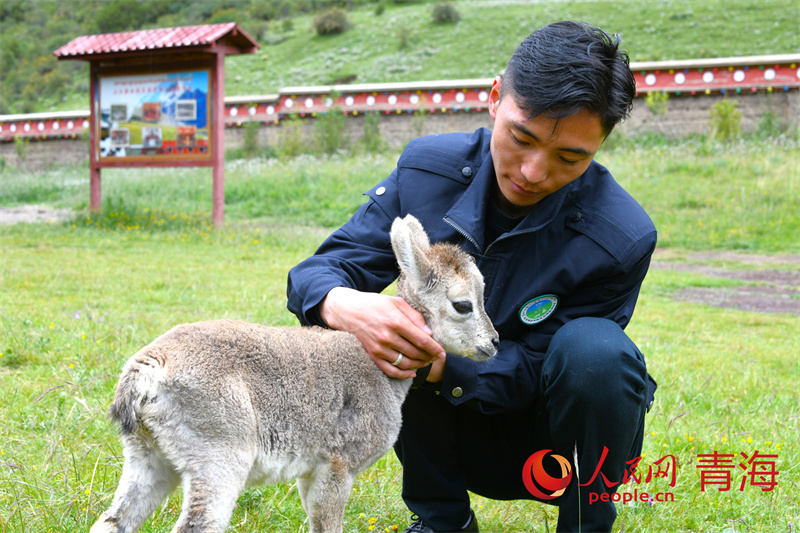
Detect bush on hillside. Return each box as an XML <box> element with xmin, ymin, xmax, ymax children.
<box><xmin>432</xmin><ymin>1</ymin><xmax>460</xmax><ymax>24</ymax></box>
<box><xmin>312</xmin><ymin>7</ymin><xmax>351</xmax><ymax>36</ymax></box>
<box><xmin>206</xmin><ymin>8</ymin><xmax>238</xmax><ymax>24</ymax></box>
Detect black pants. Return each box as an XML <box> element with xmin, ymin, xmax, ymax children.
<box><xmin>394</xmin><ymin>317</ymin><xmax>652</xmax><ymax>533</ymax></box>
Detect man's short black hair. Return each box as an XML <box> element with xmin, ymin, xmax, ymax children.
<box><xmin>502</xmin><ymin>21</ymin><xmax>636</xmax><ymax>136</ymax></box>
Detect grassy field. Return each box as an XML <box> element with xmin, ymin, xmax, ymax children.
<box><xmin>1</xmin><ymin>137</ymin><xmax>798</xmax><ymax>532</ymax></box>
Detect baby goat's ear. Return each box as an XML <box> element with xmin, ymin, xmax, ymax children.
<box><xmin>391</xmin><ymin>215</ymin><xmax>431</xmax><ymax>286</ymax></box>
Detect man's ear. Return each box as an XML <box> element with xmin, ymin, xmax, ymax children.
<box><xmin>489</xmin><ymin>76</ymin><xmax>502</xmax><ymax>120</ymax></box>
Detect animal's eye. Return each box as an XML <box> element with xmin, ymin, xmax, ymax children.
<box><xmin>452</xmin><ymin>301</ymin><xmax>473</xmax><ymax>314</ymax></box>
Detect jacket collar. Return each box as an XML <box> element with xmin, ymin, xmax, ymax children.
<box><xmin>444</xmin><ymin>145</ymin><xmax>576</xmax><ymax>254</ymax></box>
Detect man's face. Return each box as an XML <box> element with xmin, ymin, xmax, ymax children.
<box><xmin>488</xmin><ymin>77</ymin><xmax>606</xmax><ymax>217</ymax></box>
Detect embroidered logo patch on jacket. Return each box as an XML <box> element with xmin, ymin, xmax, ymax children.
<box><xmin>519</xmin><ymin>295</ymin><xmax>559</xmax><ymax>325</ymax></box>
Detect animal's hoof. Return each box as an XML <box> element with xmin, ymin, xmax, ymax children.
<box><xmin>89</xmin><ymin>513</ymin><xmax>121</xmax><ymax>533</ymax></box>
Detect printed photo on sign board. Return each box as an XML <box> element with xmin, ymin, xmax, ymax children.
<box><xmin>177</xmin><ymin>126</ymin><xmax>196</xmax><ymax>148</ymax></box>
<box><xmin>110</xmin><ymin>128</ymin><xmax>130</xmax><ymax>147</ymax></box>
<box><xmin>142</xmin><ymin>127</ymin><xmax>163</xmax><ymax>148</ymax></box>
<box><xmin>142</xmin><ymin>102</ymin><xmax>162</xmax><ymax>123</ymax></box>
<box><xmin>111</xmin><ymin>104</ymin><xmax>128</xmax><ymax>122</ymax></box>
<box><xmin>176</xmin><ymin>100</ymin><xmax>197</xmax><ymax>121</ymax></box>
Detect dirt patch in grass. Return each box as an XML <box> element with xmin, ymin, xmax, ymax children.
<box><xmin>652</xmin><ymin>250</ymin><xmax>800</xmax><ymax>315</ymax></box>
<box><xmin>0</xmin><ymin>205</ymin><xmax>75</xmax><ymax>224</ymax></box>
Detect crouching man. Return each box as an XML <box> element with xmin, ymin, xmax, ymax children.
<box><xmin>287</xmin><ymin>21</ymin><xmax>657</xmax><ymax>533</ymax></box>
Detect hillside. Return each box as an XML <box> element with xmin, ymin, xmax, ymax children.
<box><xmin>2</xmin><ymin>0</ymin><xmax>798</xmax><ymax>115</ymax></box>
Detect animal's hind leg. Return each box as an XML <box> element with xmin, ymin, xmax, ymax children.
<box><xmin>296</xmin><ymin>475</ymin><xmax>311</xmax><ymax>514</ymax></box>
<box><xmin>170</xmin><ymin>457</ymin><xmax>252</xmax><ymax>533</ymax></box>
<box><xmin>301</xmin><ymin>456</ymin><xmax>356</xmax><ymax>533</ymax></box>
<box><xmin>91</xmin><ymin>434</ymin><xmax>179</xmax><ymax>533</ymax></box>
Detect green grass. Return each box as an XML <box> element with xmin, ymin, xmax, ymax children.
<box><xmin>617</xmin><ymin>284</ymin><xmax>798</xmax><ymax>532</ymax></box>
<box><xmin>599</xmin><ymin>137</ymin><xmax>800</xmax><ymax>253</ymax></box>
<box><xmin>1</xmin><ymin>138</ymin><xmax>798</xmax><ymax>532</ymax></box>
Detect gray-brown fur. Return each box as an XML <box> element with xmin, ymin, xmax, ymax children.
<box><xmin>90</xmin><ymin>215</ymin><xmax>498</xmax><ymax>533</ymax></box>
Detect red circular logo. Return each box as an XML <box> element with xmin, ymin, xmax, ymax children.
<box><xmin>522</xmin><ymin>449</ymin><xmax>573</xmax><ymax>500</ymax></box>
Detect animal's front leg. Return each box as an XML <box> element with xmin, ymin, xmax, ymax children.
<box><xmin>297</xmin><ymin>474</ymin><xmax>312</xmax><ymax>514</ymax></box>
<box><xmin>302</xmin><ymin>456</ymin><xmax>356</xmax><ymax>533</ymax></box>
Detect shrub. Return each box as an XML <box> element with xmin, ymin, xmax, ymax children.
<box><xmin>95</xmin><ymin>0</ymin><xmax>144</xmax><ymax>32</ymax></box>
<box><xmin>278</xmin><ymin>116</ymin><xmax>306</xmax><ymax>158</ymax></box>
<box><xmin>249</xmin><ymin>2</ymin><xmax>279</xmax><ymax>21</ymax></box>
<box><xmin>361</xmin><ymin>112</ymin><xmax>387</xmax><ymax>153</ymax></box>
<box><xmin>242</xmin><ymin>121</ymin><xmax>260</xmax><ymax>159</ymax></box>
<box><xmin>14</xmin><ymin>136</ymin><xmax>30</xmax><ymax>162</ymax></box>
<box><xmin>432</xmin><ymin>1</ymin><xmax>460</xmax><ymax>24</ymax></box>
<box><xmin>246</xmin><ymin>20</ymin><xmax>271</xmax><ymax>43</ymax></box>
<box><xmin>397</xmin><ymin>24</ymin><xmax>417</xmax><ymax>51</ymax></box>
<box><xmin>312</xmin><ymin>7</ymin><xmax>351</xmax><ymax>36</ymax></box>
<box><xmin>206</xmin><ymin>8</ymin><xmax>238</xmax><ymax>24</ymax></box>
<box><xmin>756</xmin><ymin>109</ymin><xmax>786</xmax><ymax>139</ymax></box>
<box><xmin>645</xmin><ymin>90</ymin><xmax>669</xmax><ymax>116</ymax></box>
<box><xmin>412</xmin><ymin>96</ymin><xmax>428</xmax><ymax>138</ymax></box>
<box><xmin>314</xmin><ymin>106</ymin><xmax>348</xmax><ymax>155</ymax></box>
<box><xmin>708</xmin><ymin>99</ymin><xmax>742</xmax><ymax>142</ymax></box>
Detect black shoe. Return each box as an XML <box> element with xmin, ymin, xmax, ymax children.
<box><xmin>404</xmin><ymin>511</ymin><xmax>479</xmax><ymax>533</ymax></box>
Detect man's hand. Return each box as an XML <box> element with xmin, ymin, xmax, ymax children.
<box><xmin>320</xmin><ymin>287</ymin><xmax>446</xmax><ymax>379</ymax></box>
<box><xmin>424</xmin><ymin>356</ymin><xmax>447</xmax><ymax>383</ymax></box>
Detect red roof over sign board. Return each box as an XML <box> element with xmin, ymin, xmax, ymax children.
<box><xmin>54</xmin><ymin>22</ymin><xmax>259</xmax><ymax>59</ymax></box>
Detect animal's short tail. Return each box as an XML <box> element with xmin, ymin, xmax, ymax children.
<box><xmin>108</xmin><ymin>349</ymin><xmax>167</xmax><ymax>435</ymax></box>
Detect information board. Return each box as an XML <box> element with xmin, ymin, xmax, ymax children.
<box><xmin>97</xmin><ymin>70</ymin><xmax>211</xmax><ymax>160</ymax></box>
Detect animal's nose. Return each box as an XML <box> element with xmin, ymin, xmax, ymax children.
<box><xmin>491</xmin><ymin>337</ymin><xmax>500</xmax><ymax>349</ymax></box>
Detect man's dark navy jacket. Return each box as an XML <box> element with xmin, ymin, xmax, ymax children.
<box><xmin>287</xmin><ymin>128</ymin><xmax>657</xmax><ymax>415</ymax></box>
